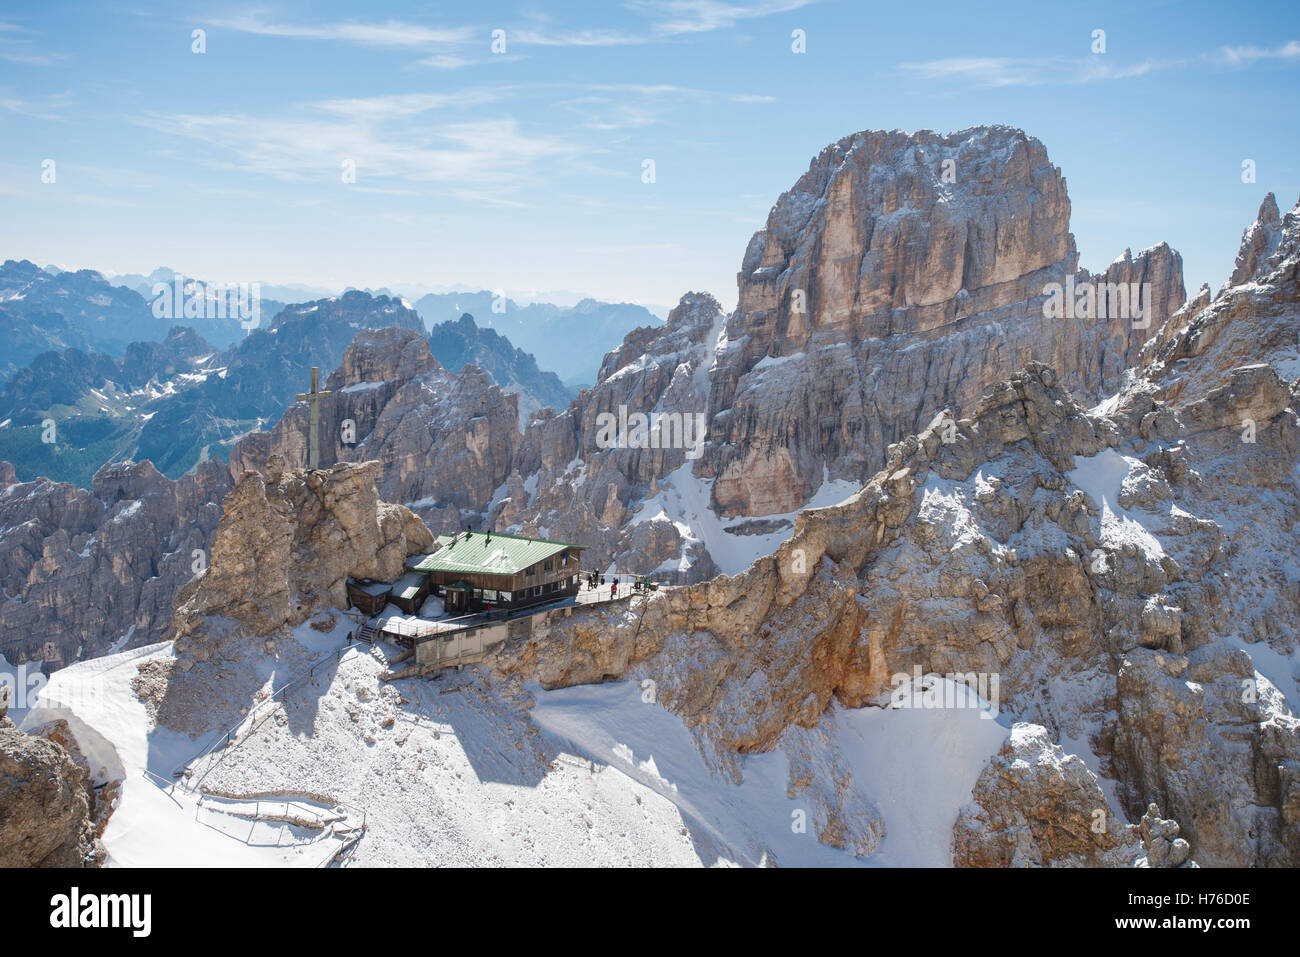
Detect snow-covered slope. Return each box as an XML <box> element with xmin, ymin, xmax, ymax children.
<box><xmin>26</xmin><ymin>615</ymin><xmax>1016</xmax><ymax>867</ymax></box>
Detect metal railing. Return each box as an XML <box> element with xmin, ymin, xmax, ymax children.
<box><xmin>196</xmin><ymin>793</ymin><xmax>367</xmax><ymax>832</ymax></box>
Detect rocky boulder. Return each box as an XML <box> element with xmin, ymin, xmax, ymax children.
<box><xmin>0</xmin><ymin>693</ymin><xmax>105</xmax><ymax>867</ymax></box>
<box><xmin>168</xmin><ymin>460</ymin><xmax>432</xmax><ymax>669</ymax></box>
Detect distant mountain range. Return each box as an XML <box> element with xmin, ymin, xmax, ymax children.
<box><xmin>428</xmin><ymin>313</ymin><xmax>572</xmax><ymax>423</ymax></box>
<box><xmin>105</xmin><ymin>268</ymin><xmax>665</xmax><ymax>386</ymax></box>
<box><xmin>0</xmin><ymin>286</ymin><xmax>578</xmax><ymax>486</ymax></box>
<box><xmin>412</xmin><ymin>291</ymin><xmax>662</xmax><ymax>386</ymax></box>
<box><xmin>0</xmin><ymin>259</ymin><xmax>659</xmax><ymax>485</ymax></box>
<box><xmin>0</xmin><ymin>260</ymin><xmax>273</xmax><ymax>376</ymax></box>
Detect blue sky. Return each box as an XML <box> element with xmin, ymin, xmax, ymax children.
<box><xmin>1</xmin><ymin>0</ymin><xmax>1297</xmax><ymax>313</ymax></box>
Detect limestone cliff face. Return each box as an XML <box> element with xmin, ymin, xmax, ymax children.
<box><xmin>168</xmin><ymin>460</ymin><xmax>432</xmax><ymax>669</ymax></box>
<box><xmin>487</xmin><ymin>192</ymin><xmax>1300</xmax><ymax>867</ymax></box>
<box><xmin>697</xmin><ymin>127</ymin><xmax>1184</xmax><ymax>517</ymax></box>
<box><xmin>0</xmin><ymin>458</ymin><xmax>231</xmax><ymax>669</ymax></box>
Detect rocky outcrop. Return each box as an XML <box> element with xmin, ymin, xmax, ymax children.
<box><xmin>0</xmin><ymin>693</ymin><xmax>105</xmax><ymax>867</ymax></box>
<box><xmin>0</xmin><ymin>457</ymin><xmax>231</xmax><ymax>669</ymax></box>
<box><xmin>488</xmin><ymin>292</ymin><xmax>722</xmax><ymax>578</ymax></box>
<box><xmin>1137</xmin><ymin>803</ymin><xmax>1195</xmax><ymax>868</ymax></box>
<box><xmin>491</xmin><ymin>350</ymin><xmax>1300</xmax><ymax>866</ymax></box>
<box><xmin>1143</xmin><ymin>192</ymin><xmax>1300</xmax><ymax>409</ymax></box>
<box><xmin>953</xmin><ymin>724</ymin><xmax>1143</xmax><ymax>867</ymax></box>
<box><xmin>228</xmin><ymin>327</ymin><xmax>521</xmax><ymax>537</ymax></box>
<box><xmin>168</xmin><ymin>460</ymin><xmax>432</xmax><ymax>669</ymax></box>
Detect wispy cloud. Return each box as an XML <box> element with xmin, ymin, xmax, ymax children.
<box><xmin>626</xmin><ymin>0</ymin><xmax>813</xmax><ymax>37</ymax></box>
<box><xmin>513</xmin><ymin>2</ymin><xmax>812</xmax><ymax>47</ymax></box>
<box><xmin>135</xmin><ymin>90</ymin><xmax>581</xmax><ymax>203</ymax></box>
<box><xmin>311</xmin><ymin>89</ymin><xmax>509</xmax><ymax>121</ymax></box>
<box><xmin>0</xmin><ymin>19</ymin><xmax>65</xmax><ymax>66</ymax></box>
<box><xmin>905</xmin><ymin>39</ymin><xmax>1300</xmax><ymax>88</ymax></box>
<box><xmin>0</xmin><ymin>50</ymin><xmax>68</xmax><ymax>66</ymax></box>
<box><xmin>210</xmin><ymin>15</ymin><xmax>475</xmax><ymax>48</ymax></box>
<box><xmin>0</xmin><ymin>89</ymin><xmax>72</xmax><ymax>118</ymax></box>
<box><xmin>560</xmin><ymin>82</ymin><xmax>775</xmax><ymax>129</ymax></box>
<box><xmin>419</xmin><ymin>54</ymin><xmax>475</xmax><ymax>70</ymax></box>
<box><xmin>211</xmin><ymin>2</ymin><xmax>813</xmax><ymax>57</ymax></box>
<box><xmin>900</xmin><ymin>55</ymin><xmax>1174</xmax><ymax>88</ymax></box>
<box><xmin>1219</xmin><ymin>39</ymin><xmax>1300</xmax><ymax>65</ymax></box>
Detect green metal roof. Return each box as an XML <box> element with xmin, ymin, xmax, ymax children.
<box><xmin>390</xmin><ymin>571</ymin><xmax>428</xmax><ymax>601</ymax></box>
<box><xmin>410</xmin><ymin>531</ymin><xmax>584</xmax><ymax>577</ymax></box>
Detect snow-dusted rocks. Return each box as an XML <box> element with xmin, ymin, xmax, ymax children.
<box><xmin>0</xmin><ymin>457</ymin><xmax>231</xmax><ymax>668</ymax></box>
<box><xmin>1145</xmin><ymin>192</ymin><xmax>1300</xmax><ymax>406</ymax></box>
<box><xmin>953</xmin><ymin>723</ymin><xmax>1143</xmax><ymax>867</ymax></box>
<box><xmin>489</xmin><ymin>292</ymin><xmax>726</xmax><ymax>578</ymax></box>
<box><xmin>492</xmin><ymin>348</ymin><xmax>1300</xmax><ymax>865</ymax></box>
<box><xmin>168</xmin><ymin>460</ymin><xmax>432</xmax><ymax>669</ymax></box>
<box><xmin>478</xmin><ymin>127</ymin><xmax>1186</xmax><ymax>584</ymax></box>
<box><xmin>697</xmin><ymin>126</ymin><xmax>1184</xmax><ymax>518</ymax></box>
<box><xmin>1137</xmin><ymin>803</ymin><xmax>1194</xmax><ymax>868</ymax></box>
<box><xmin>230</xmin><ymin>327</ymin><xmax>521</xmax><ymax>536</ymax></box>
<box><xmin>0</xmin><ymin>695</ymin><xmax>105</xmax><ymax>867</ymax></box>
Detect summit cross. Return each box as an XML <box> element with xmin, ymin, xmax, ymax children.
<box><xmin>296</xmin><ymin>366</ymin><xmax>333</xmax><ymax>470</ymax></box>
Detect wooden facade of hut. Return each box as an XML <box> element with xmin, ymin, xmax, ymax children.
<box><xmin>346</xmin><ymin>578</ymin><xmax>391</xmax><ymax>616</ymax></box>
<box><xmin>407</xmin><ymin>530</ymin><xmax>585</xmax><ymax>614</ymax></box>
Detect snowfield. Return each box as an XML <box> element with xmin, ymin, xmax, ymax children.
<box><xmin>629</xmin><ymin>461</ymin><xmax>863</xmax><ymax>577</ymax></box>
<box><xmin>21</xmin><ymin>640</ymin><xmax>342</xmax><ymax>866</ymax></box>
<box><xmin>20</xmin><ymin>625</ymin><xmax>1014</xmax><ymax>867</ymax></box>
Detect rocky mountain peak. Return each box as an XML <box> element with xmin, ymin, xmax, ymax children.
<box><xmin>738</xmin><ymin>126</ymin><xmax>1074</xmax><ymax>337</ymax></box>
<box><xmin>699</xmin><ymin>125</ymin><xmax>1183</xmax><ymax>517</ymax></box>
<box><xmin>1228</xmin><ymin>191</ymin><xmax>1286</xmax><ymax>287</ymax></box>
<box><xmin>326</xmin><ymin>326</ymin><xmax>439</xmax><ymax>391</ymax></box>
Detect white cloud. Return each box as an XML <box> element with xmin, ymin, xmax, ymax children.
<box><xmin>1220</xmin><ymin>40</ymin><xmax>1300</xmax><ymax>65</ymax></box>
<box><xmin>627</xmin><ymin>0</ymin><xmax>814</xmax><ymax>36</ymax></box>
<box><xmin>419</xmin><ymin>54</ymin><xmax>474</xmax><ymax>70</ymax></box>
<box><xmin>210</xmin><ymin>15</ymin><xmax>475</xmax><ymax>47</ymax></box>
<box><xmin>900</xmin><ymin>55</ymin><xmax>1173</xmax><ymax>88</ymax></box>
<box><xmin>0</xmin><ymin>89</ymin><xmax>72</xmax><ymax>118</ymax></box>
<box><xmin>904</xmin><ymin>40</ymin><xmax>1299</xmax><ymax>88</ymax></box>
<box><xmin>212</xmin><ymin>2</ymin><xmax>813</xmax><ymax>57</ymax></box>
<box><xmin>562</xmin><ymin>83</ymin><xmax>776</xmax><ymax>128</ymax></box>
<box><xmin>136</xmin><ymin>93</ymin><xmax>581</xmax><ymax>201</ymax></box>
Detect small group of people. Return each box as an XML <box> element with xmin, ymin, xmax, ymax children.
<box><xmin>584</xmin><ymin>573</ymin><xmax>660</xmax><ymax>599</ymax></box>
<box><xmin>585</xmin><ymin>573</ymin><xmax>621</xmax><ymax>598</ymax></box>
